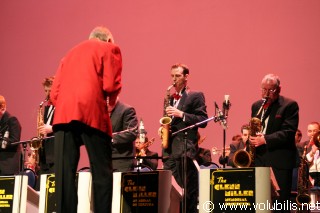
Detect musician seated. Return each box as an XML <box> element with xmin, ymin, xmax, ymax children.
<box><xmin>306</xmin><ymin>144</ymin><xmax>320</xmax><ymax>189</ymax></box>
<box><xmin>133</xmin><ymin>136</ymin><xmax>158</xmax><ymax>171</ymax></box>
<box><xmin>196</xmin><ymin>147</ymin><xmax>219</xmax><ymax>169</ymax></box>
<box><xmin>23</xmin><ymin>152</ymin><xmax>38</xmax><ymax>189</ymax></box>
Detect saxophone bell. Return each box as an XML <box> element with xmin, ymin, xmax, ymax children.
<box><xmin>233</xmin><ymin>150</ymin><xmax>252</xmax><ymax>168</ymax></box>
<box><xmin>313</xmin><ymin>131</ymin><xmax>320</xmax><ymax>148</ymax></box>
<box><xmin>233</xmin><ymin>107</ymin><xmax>263</xmax><ymax>168</ymax></box>
<box><xmin>159</xmin><ymin>117</ymin><xmax>172</xmax><ymax>149</ymax></box>
<box><xmin>296</xmin><ymin>145</ymin><xmax>311</xmax><ymax>206</ymax></box>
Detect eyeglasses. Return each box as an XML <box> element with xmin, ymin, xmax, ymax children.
<box><xmin>261</xmin><ymin>88</ymin><xmax>277</xmax><ymax>94</ymax></box>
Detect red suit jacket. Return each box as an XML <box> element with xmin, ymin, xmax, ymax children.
<box><xmin>50</xmin><ymin>39</ymin><xmax>122</xmax><ymax>137</ymax></box>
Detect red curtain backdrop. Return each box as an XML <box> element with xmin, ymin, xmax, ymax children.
<box><xmin>1</xmin><ymin>0</ymin><xmax>320</xmax><ymax>168</ymax></box>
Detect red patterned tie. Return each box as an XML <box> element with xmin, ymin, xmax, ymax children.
<box><xmin>172</xmin><ymin>93</ymin><xmax>181</xmax><ymax>100</ymax></box>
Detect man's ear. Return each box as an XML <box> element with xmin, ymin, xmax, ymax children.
<box><xmin>277</xmin><ymin>86</ymin><xmax>282</xmax><ymax>93</ymax></box>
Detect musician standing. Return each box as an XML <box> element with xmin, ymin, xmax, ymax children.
<box><xmin>249</xmin><ymin>74</ymin><xmax>299</xmax><ymax>211</ymax></box>
<box><xmin>50</xmin><ymin>26</ymin><xmax>122</xmax><ymax>213</ymax></box>
<box><xmin>0</xmin><ymin>95</ymin><xmax>22</xmax><ymax>175</ymax></box>
<box><xmin>107</xmin><ymin>96</ymin><xmax>138</xmax><ymax>172</ymax></box>
<box><xmin>162</xmin><ymin>63</ymin><xmax>208</xmax><ymax>212</ymax></box>
<box><xmin>32</xmin><ymin>76</ymin><xmax>56</xmax><ymax>190</ymax></box>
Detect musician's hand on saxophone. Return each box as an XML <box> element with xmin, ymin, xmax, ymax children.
<box><xmin>165</xmin><ymin>106</ymin><xmax>184</xmax><ymax>118</ymax></box>
<box><xmin>308</xmin><ymin>144</ymin><xmax>318</xmax><ymax>159</ymax></box>
<box><xmin>38</xmin><ymin>124</ymin><xmax>53</xmax><ymax>136</ymax></box>
<box><xmin>249</xmin><ymin>133</ymin><xmax>266</xmax><ymax>147</ymax></box>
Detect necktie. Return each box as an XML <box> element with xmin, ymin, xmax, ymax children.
<box><xmin>245</xmin><ymin>140</ymin><xmax>250</xmax><ymax>152</ymax></box>
<box><xmin>172</xmin><ymin>93</ymin><xmax>181</xmax><ymax>100</ymax></box>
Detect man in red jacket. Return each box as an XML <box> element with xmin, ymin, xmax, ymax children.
<box><xmin>50</xmin><ymin>26</ymin><xmax>122</xmax><ymax>213</ymax></box>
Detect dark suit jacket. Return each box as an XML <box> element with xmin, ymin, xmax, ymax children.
<box><xmin>251</xmin><ymin>95</ymin><xmax>299</xmax><ymax>169</ymax></box>
<box><xmin>134</xmin><ymin>149</ymin><xmax>158</xmax><ymax>170</ymax></box>
<box><xmin>111</xmin><ymin>101</ymin><xmax>138</xmax><ymax>172</ymax></box>
<box><xmin>164</xmin><ymin>89</ymin><xmax>208</xmax><ymax>159</ymax></box>
<box><xmin>0</xmin><ymin>111</ymin><xmax>22</xmax><ymax>175</ymax></box>
<box><xmin>227</xmin><ymin>139</ymin><xmax>246</xmax><ymax>167</ymax></box>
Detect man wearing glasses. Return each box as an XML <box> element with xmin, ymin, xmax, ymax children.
<box><xmin>249</xmin><ymin>74</ymin><xmax>299</xmax><ymax>211</ymax></box>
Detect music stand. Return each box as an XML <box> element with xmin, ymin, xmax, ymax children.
<box><xmin>171</xmin><ymin>115</ymin><xmax>221</xmax><ymax>213</ymax></box>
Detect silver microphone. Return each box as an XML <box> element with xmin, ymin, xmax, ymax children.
<box><xmin>139</xmin><ymin>119</ymin><xmax>146</xmax><ymax>143</ymax></box>
<box><xmin>1</xmin><ymin>130</ymin><xmax>9</xmax><ymax>149</ymax></box>
<box><xmin>215</xmin><ymin>102</ymin><xmax>227</xmax><ymax>129</ymax></box>
<box><xmin>223</xmin><ymin>95</ymin><xmax>231</xmax><ymax>118</ymax></box>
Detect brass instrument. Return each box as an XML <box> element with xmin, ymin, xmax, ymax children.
<box><xmin>159</xmin><ymin>83</ymin><xmax>175</xmax><ymax>149</ymax></box>
<box><xmin>313</xmin><ymin>130</ymin><xmax>320</xmax><ymax>148</ymax></box>
<box><xmin>29</xmin><ymin>98</ymin><xmax>48</xmax><ymax>167</ymax></box>
<box><xmin>233</xmin><ymin>98</ymin><xmax>266</xmax><ymax>168</ymax></box>
<box><xmin>137</xmin><ymin>138</ymin><xmax>155</xmax><ymax>156</ymax></box>
<box><xmin>296</xmin><ymin>145</ymin><xmax>311</xmax><ymax>206</ymax></box>
<box><xmin>212</xmin><ymin>147</ymin><xmax>230</xmax><ymax>156</ymax></box>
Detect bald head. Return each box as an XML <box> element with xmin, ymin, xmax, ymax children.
<box><xmin>89</xmin><ymin>26</ymin><xmax>114</xmax><ymax>43</ymax></box>
<box><xmin>0</xmin><ymin>95</ymin><xmax>6</xmax><ymax>110</ymax></box>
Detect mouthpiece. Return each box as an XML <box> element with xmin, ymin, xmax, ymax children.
<box><xmin>261</xmin><ymin>97</ymin><xmax>269</xmax><ymax>106</ymax></box>
<box><xmin>167</xmin><ymin>83</ymin><xmax>175</xmax><ymax>91</ymax></box>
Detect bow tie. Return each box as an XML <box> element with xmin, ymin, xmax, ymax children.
<box><xmin>263</xmin><ymin>102</ymin><xmax>270</xmax><ymax>109</ymax></box>
<box><xmin>172</xmin><ymin>93</ymin><xmax>181</xmax><ymax>100</ymax></box>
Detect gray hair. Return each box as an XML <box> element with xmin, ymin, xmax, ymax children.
<box><xmin>261</xmin><ymin>74</ymin><xmax>280</xmax><ymax>87</ymax></box>
<box><xmin>89</xmin><ymin>26</ymin><xmax>114</xmax><ymax>43</ymax></box>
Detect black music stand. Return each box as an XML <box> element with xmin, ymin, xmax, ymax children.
<box><xmin>215</xmin><ymin>100</ymin><xmax>230</xmax><ymax>168</ymax></box>
<box><xmin>171</xmin><ymin>115</ymin><xmax>222</xmax><ymax>213</ymax></box>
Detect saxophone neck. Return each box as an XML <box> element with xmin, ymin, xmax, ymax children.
<box><xmin>39</xmin><ymin>97</ymin><xmax>49</xmax><ymax>107</ymax></box>
<box><xmin>164</xmin><ymin>83</ymin><xmax>175</xmax><ymax>116</ymax></box>
<box><xmin>256</xmin><ymin>98</ymin><xmax>268</xmax><ymax>117</ymax></box>
<box><xmin>167</xmin><ymin>83</ymin><xmax>175</xmax><ymax>91</ymax></box>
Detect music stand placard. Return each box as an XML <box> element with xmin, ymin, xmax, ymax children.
<box><xmin>199</xmin><ymin>167</ymin><xmax>271</xmax><ymax>213</ymax></box>
<box><xmin>211</xmin><ymin>168</ymin><xmax>255</xmax><ymax>212</ymax></box>
<box><xmin>0</xmin><ymin>175</ymin><xmax>28</xmax><ymax>213</ymax></box>
<box><xmin>0</xmin><ymin>176</ymin><xmax>15</xmax><ymax>212</ymax></box>
<box><xmin>39</xmin><ymin>174</ymin><xmax>56</xmax><ymax>213</ymax></box>
<box><xmin>120</xmin><ymin>171</ymin><xmax>159</xmax><ymax>212</ymax></box>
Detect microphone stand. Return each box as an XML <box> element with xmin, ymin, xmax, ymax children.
<box><xmin>171</xmin><ymin>115</ymin><xmax>221</xmax><ymax>213</ymax></box>
<box><xmin>222</xmin><ymin>128</ymin><xmax>227</xmax><ymax>168</ymax></box>
<box><xmin>218</xmin><ymin>100</ymin><xmax>230</xmax><ymax>169</ymax></box>
<box><xmin>112</xmin><ymin>126</ymin><xmax>137</xmax><ymax>136</ymax></box>
<box><xmin>11</xmin><ymin>135</ymin><xmax>55</xmax><ymax>145</ymax></box>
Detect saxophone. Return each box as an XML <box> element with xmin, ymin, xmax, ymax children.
<box><xmin>159</xmin><ymin>83</ymin><xmax>175</xmax><ymax>149</ymax></box>
<box><xmin>29</xmin><ymin>97</ymin><xmax>48</xmax><ymax>167</ymax></box>
<box><xmin>233</xmin><ymin>98</ymin><xmax>266</xmax><ymax>168</ymax></box>
<box><xmin>296</xmin><ymin>145</ymin><xmax>311</xmax><ymax>206</ymax></box>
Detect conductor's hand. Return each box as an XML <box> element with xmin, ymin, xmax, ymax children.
<box><xmin>165</xmin><ymin>106</ymin><xmax>184</xmax><ymax>118</ymax></box>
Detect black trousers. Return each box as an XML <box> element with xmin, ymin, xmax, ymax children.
<box><xmin>164</xmin><ymin>156</ymin><xmax>199</xmax><ymax>213</ymax></box>
<box><xmin>272</xmin><ymin>167</ymin><xmax>293</xmax><ymax>213</ymax></box>
<box><xmin>54</xmin><ymin>122</ymin><xmax>113</xmax><ymax>213</ymax></box>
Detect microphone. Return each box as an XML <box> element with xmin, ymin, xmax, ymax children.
<box><xmin>139</xmin><ymin>118</ymin><xmax>147</xmax><ymax>143</ymax></box>
<box><xmin>1</xmin><ymin>130</ymin><xmax>9</xmax><ymax>149</ymax></box>
<box><xmin>223</xmin><ymin>95</ymin><xmax>231</xmax><ymax>118</ymax></box>
<box><xmin>215</xmin><ymin>102</ymin><xmax>227</xmax><ymax>130</ymax></box>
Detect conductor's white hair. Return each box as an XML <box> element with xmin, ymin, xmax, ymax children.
<box><xmin>89</xmin><ymin>26</ymin><xmax>114</xmax><ymax>43</ymax></box>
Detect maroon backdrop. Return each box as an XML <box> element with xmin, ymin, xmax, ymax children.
<box><xmin>1</xmin><ymin>0</ymin><xmax>320</xmax><ymax>169</ymax></box>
